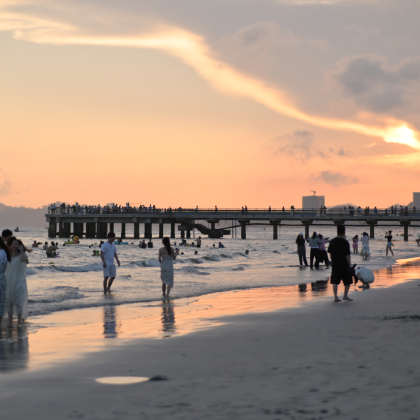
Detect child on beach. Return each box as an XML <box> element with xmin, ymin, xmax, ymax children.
<box><xmin>352</xmin><ymin>235</ymin><xmax>358</xmax><ymax>254</ymax></box>
<box><xmin>385</xmin><ymin>231</ymin><xmax>394</xmax><ymax>256</ymax></box>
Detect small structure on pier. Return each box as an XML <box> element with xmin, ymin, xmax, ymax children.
<box><xmin>302</xmin><ymin>191</ymin><xmax>325</xmax><ymax>210</ymax></box>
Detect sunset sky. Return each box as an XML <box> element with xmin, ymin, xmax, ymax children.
<box><xmin>1</xmin><ymin>0</ymin><xmax>420</xmax><ymax>208</ymax></box>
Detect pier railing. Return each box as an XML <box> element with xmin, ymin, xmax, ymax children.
<box><xmin>47</xmin><ymin>206</ymin><xmax>418</xmax><ymax>217</ymax></box>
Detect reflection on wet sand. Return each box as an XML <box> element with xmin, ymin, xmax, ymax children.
<box><xmin>103</xmin><ymin>305</ymin><xmax>118</xmax><ymax>339</ymax></box>
<box><xmin>0</xmin><ymin>327</ymin><xmax>29</xmax><ymax>372</ymax></box>
<box><xmin>161</xmin><ymin>299</ymin><xmax>176</xmax><ymax>333</ymax></box>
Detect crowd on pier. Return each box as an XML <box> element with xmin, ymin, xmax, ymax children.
<box><xmin>48</xmin><ymin>203</ymin><xmax>419</xmax><ymax>216</ymax></box>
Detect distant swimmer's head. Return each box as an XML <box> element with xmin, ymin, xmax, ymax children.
<box><xmin>194</xmin><ymin>251</ymin><xmax>198</xmax><ymax>255</ymax></box>
<box><xmin>107</xmin><ymin>232</ymin><xmax>116</xmax><ymax>243</ymax></box>
<box><xmin>245</xmin><ymin>250</ymin><xmax>249</xmax><ymax>254</ymax></box>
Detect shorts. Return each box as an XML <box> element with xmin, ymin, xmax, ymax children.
<box><xmin>330</xmin><ymin>269</ymin><xmax>352</xmax><ymax>286</ymax></box>
<box><xmin>103</xmin><ymin>265</ymin><xmax>117</xmax><ymax>278</ymax></box>
<box><xmin>387</xmin><ymin>242</ymin><xmax>392</xmax><ymax>248</ymax></box>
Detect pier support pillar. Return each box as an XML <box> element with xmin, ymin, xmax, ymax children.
<box><xmin>180</xmin><ymin>230</ymin><xmax>185</xmax><ymax>239</ymax></box>
<box><xmin>63</xmin><ymin>223</ymin><xmax>71</xmax><ymax>238</ymax></box>
<box><xmin>48</xmin><ymin>220</ymin><xmax>57</xmax><ymax>238</ymax></box>
<box><xmin>186</xmin><ymin>230</ymin><xmax>191</xmax><ymax>239</ymax></box>
<box><xmin>134</xmin><ymin>223</ymin><xmax>140</xmax><ymax>239</ymax></box>
<box><xmin>145</xmin><ymin>223</ymin><xmax>152</xmax><ymax>239</ymax></box>
<box><xmin>159</xmin><ymin>223</ymin><xmax>164</xmax><ymax>238</ymax></box>
<box><xmin>170</xmin><ymin>222</ymin><xmax>175</xmax><ymax>238</ymax></box>
<box><xmin>96</xmin><ymin>223</ymin><xmax>107</xmax><ymax>239</ymax></box>
<box><xmin>241</xmin><ymin>223</ymin><xmax>246</xmax><ymax>240</ymax></box>
<box><xmin>273</xmin><ymin>224</ymin><xmax>278</xmax><ymax>240</ymax></box>
<box><xmin>121</xmin><ymin>223</ymin><xmax>126</xmax><ymax>239</ymax></box>
<box><xmin>109</xmin><ymin>223</ymin><xmax>114</xmax><ymax>233</ymax></box>
<box><xmin>367</xmin><ymin>221</ymin><xmax>377</xmax><ymax>240</ymax></box>
<box><xmin>301</xmin><ymin>219</ymin><xmax>313</xmax><ymax>239</ymax></box>
<box><xmin>74</xmin><ymin>223</ymin><xmax>84</xmax><ymax>238</ymax></box>
<box><xmin>86</xmin><ymin>223</ymin><xmax>96</xmax><ymax>238</ymax></box>
<box><xmin>400</xmin><ymin>221</ymin><xmax>410</xmax><ymax>242</ymax></box>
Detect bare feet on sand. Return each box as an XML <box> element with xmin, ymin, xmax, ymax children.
<box><xmin>334</xmin><ymin>298</ymin><xmax>341</xmax><ymax>302</ymax></box>
<box><xmin>343</xmin><ymin>297</ymin><xmax>353</xmax><ymax>301</ymax></box>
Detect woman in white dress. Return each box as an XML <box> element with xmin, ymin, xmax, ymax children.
<box><xmin>0</xmin><ymin>237</ymin><xmax>11</xmax><ymax>326</ymax></box>
<box><xmin>360</xmin><ymin>232</ymin><xmax>370</xmax><ymax>259</ymax></box>
<box><xmin>5</xmin><ymin>237</ymin><xmax>29</xmax><ymax>327</ymax></box>
<box><xmin>158</xmin><ymin>237</ymin><xmax>178</xmax><ymax>297</ymax></box>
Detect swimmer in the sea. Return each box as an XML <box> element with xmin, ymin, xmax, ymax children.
<box><xmin>245</xmin><ymin>250</ymin><xmax>249</xmax><ymax>255</ymax></box>
<box><xmin>194</xmin><ymin>250</ymin><xmax>198</xmax><ymax>255</ymax></box>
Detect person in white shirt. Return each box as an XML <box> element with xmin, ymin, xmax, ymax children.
<box><xmin>100</xmin><ymin>232</ymin><xmax>120</xmax><ymax>293</ymax></box>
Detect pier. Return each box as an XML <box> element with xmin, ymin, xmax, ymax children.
<box><xmin>45</xmin><ymin>207</ymin><xmax>420</xmax><ymax>241</ymax></box>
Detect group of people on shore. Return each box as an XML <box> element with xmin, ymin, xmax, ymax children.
<box><xmin>0</xmin><ymin>229</ymin><xmax>29</xmax><ymax>328</ymax></box>
<box><xmin>299</xmin><ymin>225</ymin><xmax>375</xmax><ymax>302</ymax></box>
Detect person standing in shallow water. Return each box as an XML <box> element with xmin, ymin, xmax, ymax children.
<box><xmin>328</xmin><ymin>225</ymin><xmax>353</xmax><ymax>303</ymax></box>
<box><xmin>307</xmin><ymin>232</ymin><xmax>322</xmax><ymax>269</ymax></box>
<box><xmin>159</xmin><ymin>237</ymin><xmax>178</xmax><ymax>297</ymax></box>
<box><xmin>295</xmin><ymin>233</ymin><xmax>308</xmax><ymax>267</ymax></box>
<box><xmin>0</xmin><ymin>237</ymin><xmax>11</xmax><ymax>327</ymax></box>
<box><xmin>5</xmin><ymin>237</ymin><xmax>29</xmax><ymax>327</ymax></box>
<box><xmin>100</xmin><ymin>232</ymin><xmax>120</xmax><ymax>293</ymax></box>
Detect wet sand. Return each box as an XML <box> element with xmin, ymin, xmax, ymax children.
<box><xmin>1</xmin><ymin>258</ymin><xmax>420</xmax><ymax>419</ymax></box>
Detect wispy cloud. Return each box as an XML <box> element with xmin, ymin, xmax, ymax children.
<box><xmin>316</xmin><ymin>170</ymin><xmax>359</xmax><ymax>186</ymax></box>
<box><xmin>0</xmin><ymin>180</ymin><xmax>12</xmax><ymax>197</ymax></box>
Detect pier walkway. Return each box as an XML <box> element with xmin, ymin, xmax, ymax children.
<box><xmin>45</xmin><ymin>207</ymin><xmax>420</xmax><ymax>241</ymax></box>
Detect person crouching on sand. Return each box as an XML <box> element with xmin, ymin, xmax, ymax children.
<box><xmin>100</xmin><ymin>232</ymin><xmax>120</xmax><ymax>293</ymax></box>
<box><xmin>328</xmin><ymin>225</ymin><xmax>352</xmax><ymax>302</ymax></box>
<box><xmin>159</xmin><ymin>237</ymin><xmax>178</xmax><ymax>297</ymax></box>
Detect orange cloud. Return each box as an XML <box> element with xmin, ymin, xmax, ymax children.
<box><xmin>3</xmin><ymin>5</ymin><xmax>420</xmax><ymax>150</ymax></box>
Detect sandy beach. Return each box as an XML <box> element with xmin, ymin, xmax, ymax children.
<box><xmin>1</xmin><ymin>259</ymin><xmax>420</xmax><ymax>420</ymax></box>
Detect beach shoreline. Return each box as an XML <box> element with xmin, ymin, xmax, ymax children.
<box><xmin>1</xmin><ymin>260</ymin><xmax>420</xmax><ymax>419</ymax></box>
<box><xmin>1</xmin><ymin>256</ymin><xmax>420</xmax><ymax>374</ymax></box>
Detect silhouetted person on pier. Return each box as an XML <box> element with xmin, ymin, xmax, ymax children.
<box><xmin>328</xmin><ymin>225</ymin><xmax>352</xmax><ymax>302</ymax></box>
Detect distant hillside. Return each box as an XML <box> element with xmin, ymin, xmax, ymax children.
<box><xmin>0</xmin><ymin>203</ymin><xmax>48</xmax><ymax>228</ymax></box>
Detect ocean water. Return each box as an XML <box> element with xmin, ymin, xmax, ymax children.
<box><xmin>2</xmin><ymin>224</ymin><xmax>420</xmax><ymax>320</ymax></box>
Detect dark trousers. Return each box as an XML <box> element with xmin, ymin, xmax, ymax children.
<box><xmin>318</xmin><ymin>250</ymin><xmax>330</xmax><ymax>267</ymax></box>
<box><xmin>297</xmin><ymin>246</ymin><xmax>308</xmax><ymax>266</ymax></box>
<box><xmin>310</xmin><ymin>248</ymin><xmax>320</xmax><ymax>268</ymax></box>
